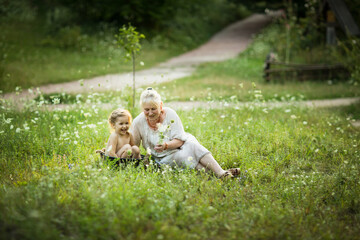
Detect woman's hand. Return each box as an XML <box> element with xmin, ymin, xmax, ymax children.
<box><xmin>154</xmin><ymin>143</ymin><xmax>167</xmax><ymax>152</ymax></box>
<box><xmin>154</xmin><ymin>139</ymin><xmax>184</xmax><ymax>152</ymax></box>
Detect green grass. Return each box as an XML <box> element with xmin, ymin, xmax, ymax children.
<box><xmin>1</xmin><ymin>16</ymin><xmax>360</xmax><ymax>240</ymax></box>
<box><xmin>1</xmin><ymin>94</ymin><xmax>359</xmax><ymax>239</ymax></box>
<box><xmin>0</xmin><ymin>21</ymin><xmax>183</xmax><ymax>93</ymax></box>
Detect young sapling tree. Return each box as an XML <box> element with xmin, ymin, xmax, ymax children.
<box><xmin>115</xmin><ymin>24</ymin><xmax>145</xmax><ymax>108</ymax></box>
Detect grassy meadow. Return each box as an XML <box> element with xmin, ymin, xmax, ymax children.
<box><xmin>1</xmin><ymin>91</ymin><xmax>360</xmax><ymax>239</ymax></box>
<box><xmin>1</xmin><ymin>15</ymin><xmax>360</xmax><ymax>240</ymax></box>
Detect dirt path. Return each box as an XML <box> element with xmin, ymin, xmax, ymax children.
<box><xmin>165</xmin><ymin>97</ymin><xmax>360</xmax><ymax>110</ymax></box>
<box><xmin>4</xmin><ymin>12</ymin><xmax>278</xmax><ymax>100</ymax></box>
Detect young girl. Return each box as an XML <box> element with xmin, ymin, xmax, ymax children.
<box><xmin>106</xmin><ymin>109</ymin><xmax>140</xmax><ymax>159</ymax></box>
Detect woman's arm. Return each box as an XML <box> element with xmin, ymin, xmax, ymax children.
<box><xmin>154</xmin><ymin>138</ymin><xmax>184</xmax><ymax>152</ymax></box>
<box><xmin>129</xmin><ymin>134</ymin><xmax>136</xmax><ymax>146</ymax></box>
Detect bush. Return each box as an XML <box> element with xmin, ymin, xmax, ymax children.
<box><xmin>41</xmin><ymin>26</ymin><xmax>87</xmax><ymax>50</ymax></box>
<box><xmin>336</xmin><ymin>37</ymin><xmax>360</xmax><ymax>84</ymax></box>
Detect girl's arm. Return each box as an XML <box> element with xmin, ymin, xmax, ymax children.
<box><xmin>106</xmin><ymin>133</ymin><xmax>118</xmax><ymax>157</ymax></box>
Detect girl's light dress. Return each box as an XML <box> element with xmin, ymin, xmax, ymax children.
<box><xmin>130</xmin><ymin>107</ymin><xmax>210</xmax><ymax>168</ymax></box>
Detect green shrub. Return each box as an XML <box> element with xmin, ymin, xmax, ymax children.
<box><xmin>336</xmin><ymin>37</ymin><xmax>360</xmax><ymax>84</ymax></box>
<box><xmin>41</xmin><ymin>26</ymin><xmax>87</xmax><ymax>49</ymax></box>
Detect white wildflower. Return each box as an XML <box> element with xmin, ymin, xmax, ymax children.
<box><xmin>23</xmin><ymin>123</ymin><xmax>30</xmax><ymax>131</ymax></box>
<box><xmin>15</xmin><ymin>128</ymin><xmax>21</xmax><ymax>133</ymax></box>
<box><xmin>157</xmin><ymin>123</ymin><xmax>168</xmax><ymax>132</ymax></box>
<box><xmin>52</xmin><ymin>98</ymin><xmax>60</xmax><ymax>104</ymax></box>
<box><xmin>303</xmin><ymin>121</ymin><xmax>308</xmax><ymax>125</ymax></box>
<box><xmin>291</xmin><ymin>115</ymin><xmax>297</xmax><ymax>119</ymax></box>
<box><xmin>146</xmin><ymin>147</ymin><xmax>152</xmax><ymax>155</ymax></box>
<box><xmin>140</xmin><ymin>61</ymin><xmax>144</xmax><ymax>66</ymax></box>
<box><xmin>3</xmin><ymin>117</ymin><xmax>12</xmax><ymax>124</ymax></box>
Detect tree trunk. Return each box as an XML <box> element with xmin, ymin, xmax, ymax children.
<box><xmin>132</xmin><ymin>51</ymin><xmax>135</xmax><ymax>108</ymax></box>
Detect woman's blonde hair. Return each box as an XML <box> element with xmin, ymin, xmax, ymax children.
<box><xmin>108</xmin><ymin>109</ymin><xmax>132</xmax><ymax>127</ymax></box>
<box><xmin>140</xmin><ymin>87</ymin><xmax>162</xmax><ymax>108</ymax></box>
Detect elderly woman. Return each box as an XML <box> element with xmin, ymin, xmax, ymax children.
<box><xmin>130</xmin><ymin>87</ymin><xmax>239</xmax><ymax>179</ymax></box>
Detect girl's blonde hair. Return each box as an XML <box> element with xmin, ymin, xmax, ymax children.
<box><xmin>140</xmin><ymin>87</ymin><xmax>162</xmax><ymax>108</ymax></box>
<box><xmin>108</xmin><ymin>109</ymin><xmax>132</xmax><ymax>127</ymax></box>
